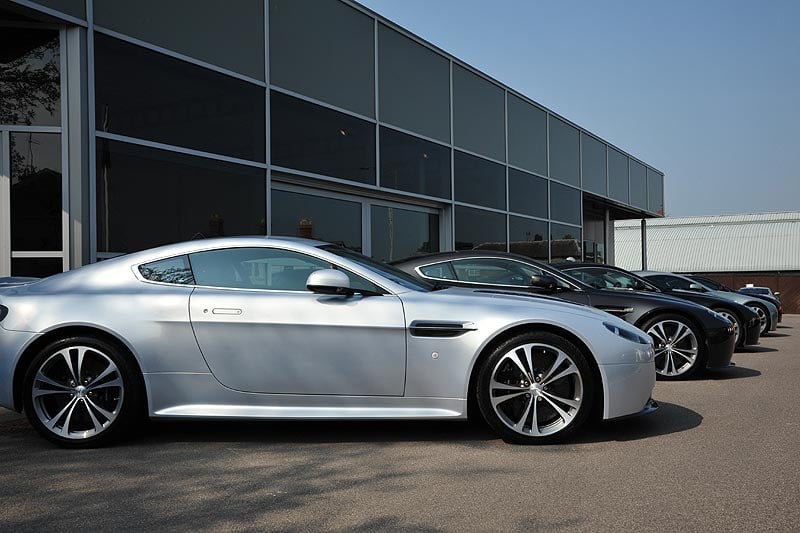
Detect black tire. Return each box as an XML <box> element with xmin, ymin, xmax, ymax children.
<box><xmin>712</xmin><ymin>307</ymin><xmax>744</xmax><ymax>347</ymax></box>
<box><xmin>22</xmin><ymin>335</ymin><xmax>142</xmax><ymax>448</ymax></box>
<box><xmin>640</xmin><ymin>313</ymin><xmax>705</xmax><ymax>380</ymax></box>
<box><xmin>475</xmin><ymin>331</ymin><xmax>594</xmax><ymax>444</ymax></box>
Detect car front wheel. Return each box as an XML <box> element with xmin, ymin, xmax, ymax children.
<box><xmin>476</xmin><ymin>331</ymin><xmax>594</xmax><ymax>444</ymax></box>
<box><xmin>714</xmin><ymin>308</ymin><xmax>743</xmax><ymax>347</ymax></box>
<box><xmin>22</xmin><ymin>336</ymin><xmax>141</xmax><ymax>448</ymax></box>
<box><xmin>642</xmin><ymin>314</ymin><xmax>704</xmax><ymax>380</ymax></box>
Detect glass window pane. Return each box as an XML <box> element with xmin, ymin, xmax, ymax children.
<box><xmin>371</xmin><ymin>205</ymin><xmax>439</xmax><ymax>262</ymax></box>
<box><xmin>380</xmin><ymin>127</ymin><xmax>450</xmax><ymax>199</ymax></box>
<box><xmin>269</xmin><ymin>0</ymin><xmax>374</xmax><ymax>117</ymax></box>
<box><xmin>454</xmin><ymin>151</ymin><xmax>506</xmax><ymax>210</ymax></box>
<box><xmin>378</xmin><ymin>24</ymin><xmax>450</xmax><ymax>143</ymax></box>
<box><xmin>139</xmin><ymin>256</ymin><xmax>195</xmax><ymax>285</ymax></box>
<box><xmin>608</xmin><ymin>148</ymin><xmax>629</xmax><ymax>203</ymax></box>
<box><xmin>630</xmin><ymin>160</ymin><xmax>647</xmax><ymax>209</ymax></box>
<box><xmin>550</xmin><ymin>182</ymin><xmax>581</xmax><ymax>225</ymax></box>
<box><xmin>548</xmin><ymin>116</ymin><xmax>579</xmax><ymax>186</ymax></box>
<box><xmin>581</xmin><ymin>133</ymin><xmax>606</xmax><ymax>196</ymax></box>
<box><xmin>271</xmin><ymin>189</ymin><xmax>362</xmax><ymax>252</ymax></box>
<box><xmin>451</xmin><ymin>258</ymin><xmax>544</xmax><ymax>287</ymax></box>
<box><xmin>419</xmin><ymin>262</ymin><xmax>456</xmax><ymax>280</ymax></box>
<box><xmin>94</xmin><ymin>34</ymin><xmax>265</xmax><ymax>162</ymax></box>
<box><xmin>10</xmin><ymin>132</ymin><xmax>62</xmax><ymax>251</ymax></box>
<box><xmin>96</xmin><ymin>139</ymin><xmax>266</xmax><ymax>253</ymax></box>
<box><xmin>508</xmin><ymin>168</ymin><xmax>547</xmax><ymax>218</ymax></box>
<box><xmin>0</xmin><ymin>28</ymin><xmax>60</xmax><ymax>126</ymax></box>
<box><xmin>550</xmin><ymin>223</ymin><xmax>582</xmax><ymax>262</ymax></box>
<box><xmin>190</xmin><ymin>247</ymin><xmax>330</xmax><ymax>291</ymax></box>
<box><xmin>11</xmin><ymin>257</ymin><xmax>63</xmax><ymax>278</ymax></box>
<box><xmin>648</xmin><ymin>169</ymin><xmax>664</xmax><ymax>215</ymax></box>
<box><xmin>455</xmin><ymin>206</ymin><xmax>506</xmax><ymax>251</ymax></box>
<box><xmin>271</xmin><ymin>91</ymin><xmax>375</xmax><ymax>184</ymax></box>
<box><xmin>509</xmin><ymin>216</ymin><xmax>548</xmax><ymax>261</ymax></box>
<box><xmin>452</xmin><ymin>65</ymin><xmax>505</xmax><ymax>162</ymax></box>
<box><xmin>507</xmin><ymin>95</ymin><xmax>547</xmax><ymax>176</ymax></box>
<box><xmin>94</xmin><ymin>0</ymin><xmax>263</xmax><ymax>79</ymax></box>
<box><xmin>34</xmin><ymin>0</ymin><xmax>86</xmax><ymax>18</ymax></box>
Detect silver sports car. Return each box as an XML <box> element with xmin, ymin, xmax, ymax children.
<box><xmin>0</xmin><ymin>237</ymin><xmax>656</xmax><ymax>447</ymax></box>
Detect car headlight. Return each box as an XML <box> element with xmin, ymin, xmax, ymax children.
<box><xmin>603</xmin><ymin>321</ymin><xmax>651</xmax><ymax>345</ymax></box>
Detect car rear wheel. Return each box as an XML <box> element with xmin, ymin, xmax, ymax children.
<box><xmin>714</xmin><ymin>308</ymin><xmax>742</xmax><ymax>347</ymax></box>
<box><xmin>641</xmin><ymin>314</ymin><xmax>704</xmax><ymax>380</ymax></box>
<box><xmin>476</xmin><ymin>331</ymin><xmax>594</xmax><ymax>444</ymax></box>
<box><xmin>22</xmin><ymin>336</ymin><xmax>141</xmax><ymax>448</ymax></box>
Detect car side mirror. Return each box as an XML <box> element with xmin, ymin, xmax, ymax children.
<box><xmin>688</xmin><ymin>283</ymin><xmax>706</xmax><ymax>292</ymax></box>
<box><xmin>306</xmin><ymin>269</ymin><xmax>352</xmax><ymax>295</ymax></box>
<box><xmin>530</xmin><ymin>274</ymin><xmax>558</xmax><ymax>290</ymax></box>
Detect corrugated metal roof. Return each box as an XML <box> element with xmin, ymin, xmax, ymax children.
<box><xmin>614</xmin><ymin>212</ymin><xmax>800</xmax><ymax>272</ymax></box>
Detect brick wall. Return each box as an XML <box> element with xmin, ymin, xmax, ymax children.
<box><xmin>696</xmin><ymin>272</ymin><xmax>800</xmax><ymax>314</ymax></box>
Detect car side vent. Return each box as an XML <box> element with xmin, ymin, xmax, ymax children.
<box><xmin>409</xmin><ymin>321</ymin><xmax>476</xmax><ymax>338</ymax></box>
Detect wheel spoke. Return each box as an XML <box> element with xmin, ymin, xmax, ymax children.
<box><xmin>514</xmin><ymin>395</ymin><xmax>533</xmax><ymax>430</ymax></box>
<box><xmin>490</xmin><ymin>390</ymin><xmax>528</xmax><ymax>408</ymax></box>
<box><xmin>33</xmin><ymin>389</ymin><xmax>73</xmax><ymax>399</ymax></box>
<box><xmin>60</xmin><ymin>349</ymin><xmax>78</xmax><ymax>384</ymax></box>
<box><xmin>672</xmin><ymin>348</ymin><xmax>697</xmax><ymax>361</ymax></box>
<box><xmin>58</xmin><ymin>398</ymin><xmax>81</xmax><ymax>436</ymax></box>
<box><xmin>541</xmin><ymin>351</ymin><xmax>567</xmax><ymax>383</ymax></box>
<box><xmin>34</xmin><ymin>371</ymin><xmax>72</xmax><ymax>391</ymax></box>
<box><xmin>505</xmin><ymin>352</ymin><xmax>531</xmax><ymax>381</ymax></box>
<box><xmin>541</xmin><ymin>394</ymin><xmax>573</xmax><ymax>424</ymax></box>
<box><xmin>45</xmin><ymin>397</ymin><xmax>77</xmax><ymax>430</ymax></box>
<box><xmin>648</xmin><ymin>328</ymin><xmax>666</xmax><ymax>344</ymax></box>
<box><xmin>673</xmin><ymin>326</ymin><xmax>692</xmax><ymax>344</ymax></box>
<box><xmin>529</xmin><ymin>398</ymin><xmax>541</xmax><ymax>436</ymax></box>
<box><xmin>541</xmin><ymin>390</ymin><xmax>580</xmax><ymax>410</ymax></box>
<box><xmin>88</xmin><ymin>361</ymin><xmax>117</xmax><ymax>387</ymax></box>
<box><xmin>83</xmin><ymin>399</ymin><xmax>107</xmax><ymax>430</ymax></box>
<box><xmin>655</xmin><ymin>323</ymin><xmax>669</xmax><ymax>343</ymax></box>
<box><xmin>542</xmin><ymin>361</ymin><xmax>578</xmax><ymax>387</ymax></box>
<box><xmin>490</xmin><ymin>378</ymin><xmax>526</xmax><ymax>392</ymax></box>
<box><xmin>87</xmin><ymin>376</ymin><xmax>122</xmax><ymax>391</ymax></box>
<box><xmin>86</xmin><ymin>396</ymin><xmax>117</xmax><ymax>421</ymax></box>
<box><xmin>76</xmin><ymin>347</ymin><xmax>88</xmax><ymax>384</ymax></box>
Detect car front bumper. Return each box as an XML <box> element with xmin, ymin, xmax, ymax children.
<box><xmin>743</xmin><ymin>318</ymin><xmax>761</xmax><ymax>346</ymax></box>
<box><xmin>599</xmin><ymin>359</ymin><xmax>656</xmax><ymax>420</ymax></box>
<box><xmin>704</xmin><ymin>325</ymin><xmax>736</xmax><ymax>369</ymax></box>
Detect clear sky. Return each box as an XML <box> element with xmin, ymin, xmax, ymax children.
<box><xmin>358</xmin><ymin>0</ymin><xmax>800</xmax><ymax>217</ymax></box>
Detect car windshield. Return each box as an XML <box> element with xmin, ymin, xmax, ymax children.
<box><xmin>320</xmin><ymin>245</ymin><xmax>434</xmax><ymax>292</ymax></box>
<box><xmin>565</xmin><ymin>267</ymin><xmax>660</xmax><ymax>292</ymax></box>
<box><xmin>742</xmin><ymin>287</ymin><xmax>770</xmax><ymax>295</ymax></box>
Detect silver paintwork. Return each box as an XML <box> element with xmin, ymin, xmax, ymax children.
<box><xmin>0</xmin><ymin>237</ymin><xmax>655</xmax><ymax>428</ymax></box>
<box><xmin>646</xmin><ymin>319</ymin><xmax>699</xmax><ymax>377</ymax></box>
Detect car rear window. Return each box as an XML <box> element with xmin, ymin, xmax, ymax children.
<box><xmin>138</xmin><ymin>255</ymin><xmax>195</xmax><ymax>285</ymax></box>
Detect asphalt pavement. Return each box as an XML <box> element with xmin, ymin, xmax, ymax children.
<box><xmin>1</xmin><ymin>317</ymin><xmax>798</xmax><ymax>531</ymax></box>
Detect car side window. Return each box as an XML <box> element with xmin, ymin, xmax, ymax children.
<box><xmin>451</xmin><ymin>258</ymin><xmax>543</xmax><ymax>287</ymax></box>
<box><xmin>139</xmin><ymin>255</ymin><xmax>195</xmax><ymax>285</ymax></box>
<box><xmin>649</xmin><ymin>275</ymin><xmax>692</xmax><ymax>290</ymax></box>
<box><xmin>189</xmin><ymin>247</ymin><xmax>383</xmax><ymax>293</ymax></box>
<box><xmin>419</xmin><ymin>262</ymin><xmax>456</xmax><ymax>280</ymax></box>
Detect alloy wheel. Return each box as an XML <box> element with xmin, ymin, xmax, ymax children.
<box><xmin>646</xmin><ymin>320</ymin><xmax>699</xmax><ymax>377</ymax></box>
<box><xmin>748</xmin><ymin>305</ymin><xmax>768</xmax><ymax>334</ymax></box>
<box><xmin>488</xmin><ymin>343</ymin><xmax>583</xmax><ymax>437</ymax></box>
<box><xmin>31</xmin><ymin>346</ymin><xmax>124</xmax><ymax>440</ymax></box>
<box><xmin>716</xmin><ymin>310</ymin><xmax>740</xmax><ymax>345</ymax></box>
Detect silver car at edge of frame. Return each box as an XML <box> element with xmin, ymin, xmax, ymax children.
<box><xmin>0</xmin><ymin>237</ymin><xmax>657</xmax><ymax>448</ymax></box>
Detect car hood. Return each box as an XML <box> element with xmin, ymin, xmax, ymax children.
<box><xmin>593</xmin><ymin>287</ymin><xmax>706</xmax><ymax>309</ymax></box>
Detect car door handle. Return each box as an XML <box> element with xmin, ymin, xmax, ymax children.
<box><xmin>211</xmin><ymin>308</ymin><xmax>242</xmax><ymax>315</ymax></box>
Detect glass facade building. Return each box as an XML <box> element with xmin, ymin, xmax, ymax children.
<box><xmin>0</xmin><ymin>0</ymin><xmax>664</xmax><ymax>277</ymax></box>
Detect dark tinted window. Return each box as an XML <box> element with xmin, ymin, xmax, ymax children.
<box><xmin>380</xmin><ymin>127</ymin><xmax>451</xmax><ymax>199</ymax></box>
<box><xmin>507</xmin><ymin>95</ymin><xmax>547</xmax><ymax>176</ymax></box>
<box><xmin>378</xmin><ymin>24</ymin><xmax>450</xmax><ymax>142</ymax></box>
<box><xmin>11</xmin><ymin>258</ymin><xmax>63</xmax><ymax>278</ymax></box>
<box><xmin>508</xmin><ymin>168</ymin><xmax>547</xmax><ymax>218</ymax></box>
<box><xmin>455</xmin><ymin>206</ymin><xmax>506</xmax><ymax>251</ymax></box>
<box><xmin>581</xmin><ymin>133</ymin><xmax>607</xmax><ymax>196</ymax></box>
<box><xmin>550</xmin><ymin>182</ymin><xmax>581</xmax><ymax>225</ymax></box>
<box><xmin>548</xmin><ymin>117</ymin><xmax>579</xmax><ymax>186</ymax></box>
<box><xmin>451</xmin><ymin>258</ymin><xmax>544</xmax><ymax>287</ymax></box>
<box><xmin>96</xmin><ymin>139</ymin><xmax>266</xmax><ymax>253</ymax></box>
<box><xmin>630</xmin><ymin>160</ymin><xmax>647</xmax><ymax>209</ymax></box>
<box><xmin>94</xmin><ymin>0</ymin><xmax>264</xmax><ymax>79</ymax></box>
<box><xmin>647</xmin><ymin>275</ymin><xmax>694</xmax><ymax>291</ymax></box>
<box><xmin>271</xmin><ymin>190</ymin><xmax>362</xmax><ymax>252</ymax></box>
<box><xmin>647</xmin><ymin>169</ymin><xmax>664</xmax><ymax>214</ymax></box>
<box><xmin>10</xmin><ymin>132</ymin><xmax>62</xmax><ymax>251</ymax></box>
<box><xmin>608</xmin><ymin>148</ymin><xmax>629</xmax><ymax>203</ymax></box>
<box><xmin>550</xmin><ymin>223</ymin><xmax>582</xmax><ymax>262</ymax></box>
<box><xmin>371</xmin><ymin>206</ymin><xmax>439</xmax><ymax>262</ymax></box>
<box><xmin>509</xmin><ymin>216</ymin><xmax>548</xmax><ymax>261</ymax></box>
<box><xmin>0</xmin><ymin>28</ymin><xmax>60</xmax><ymax>125</ymax></box>
<box><xmin>269</xmin><ymin>0</ymin><xmax>374</xmax><ymax>117</ymax></box>
<box><xmin>419</xmin><ymin>262</ymin><xmax>456</xmax><ymax>280</ymax></box>
<box><xmin>190</xmin><ymin>247</ymin><xmax>328</xmax><ymax>291</ymax></box>
<box><xmin>271</xmin><ymin>91</ymin><xmax>376</xmax><ymax>184</ymax></box>
<box><xmin>454</xmin><ymin>151</ymin><xmax>506</xmax><ymax>210</ymax></box>
<box><xmin>94</xmin><ymin>34</ymin><xmax>265</xmax><ymax>162</ymax></box>
<box><xmin>139</xmin><ymin>256</ymin><xmax>195</xmax><ymax>285</ymax></box>
<box><xmin>452</xmin><ymin>65</ymin><xmax>505</xmax><ymax>161</ymax></box>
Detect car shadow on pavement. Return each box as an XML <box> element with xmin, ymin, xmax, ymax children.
<box><xmin>736</xmin><ymin>345</ymin><xmax>778</xmax><ymax>353</ymax></box>
<box><xmin>574</xmin><ymin>401</ymin><xmax>702</xmax><ymax>444</ymax></box>
<box><xmin>704</xmin><ymin>366</ymin><xmax>761</xmax><ymax>380</ymax></box>
<box><xmin>762</xmin><ymin>332</ymin><xmax>790</xmax><ymax>338</ymax></box>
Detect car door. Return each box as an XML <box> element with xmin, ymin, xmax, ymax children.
<box><xmin>187</xmin><ymin>246</ymin><xmax>407</xmax><ymax>396</ymax></box>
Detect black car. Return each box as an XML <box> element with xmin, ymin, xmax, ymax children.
<box><xmin>552</xmin><ymin>263</ymin><xmax>761</xmax><ymax>349</ymax></box>
<box><xmin>689</xmin><ymin>276</ymin><xmax>783</xmax><ymax>323</ymax></box>
<box><xmin>394</xmin><ymin>251</ymin><xmax>737</xmax><ymax>380</ymax></box>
